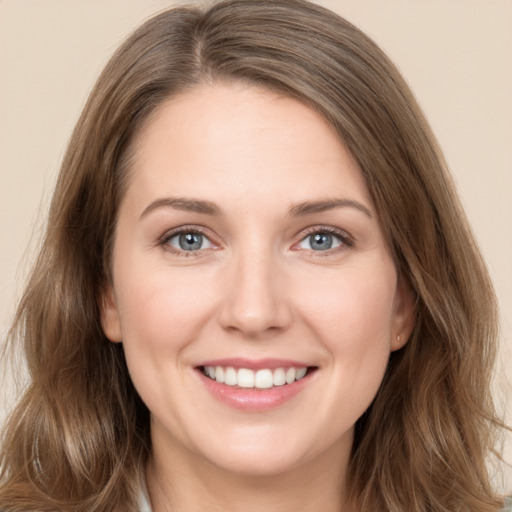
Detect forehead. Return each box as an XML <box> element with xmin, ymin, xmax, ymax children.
<box><xmin>122</xmin><ymin>82</ymin><xmax>373</xmax><ymax>215</ymax></box>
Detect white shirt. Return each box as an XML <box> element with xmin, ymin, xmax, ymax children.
<box><xmin>137</xmin><ymin>490</ymin><xmax>512</xmax><ymax>511</ymax></box>
<box><xmin>138</xmin><ymin>482</ymin><xmax>152</xmax><ymax>512</ymax></box>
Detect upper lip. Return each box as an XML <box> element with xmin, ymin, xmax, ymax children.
<box><xmin>196</xmin><ymin>358</ymin><xmax>314</xmax><ymax>371</ymax></box>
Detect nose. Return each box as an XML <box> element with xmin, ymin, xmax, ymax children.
<box><xmin>218</xmin><ymin>248</ymin><xmax>293</xmax><ymax>338</ymax></box>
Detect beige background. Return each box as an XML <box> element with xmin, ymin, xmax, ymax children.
<box><xmin>1</xmin><ymin>0</ymin><xmax>511</xmax><ymax>492</ymax></box>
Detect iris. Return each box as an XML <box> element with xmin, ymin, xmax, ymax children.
<box><xmin>309</xmin><ymin>233</ymin><xmax>333</xmax><ymax>250</ymax></box>
<box><xmin>179</xmin><ymin>232</ymin><xmax>203</xmax><ymax>251</ymax></box>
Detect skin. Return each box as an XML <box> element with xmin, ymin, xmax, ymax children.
<box><xmin>101</xmin><ymin>82</ymin><xmax>415</xmax><ymax>512</ymax></box>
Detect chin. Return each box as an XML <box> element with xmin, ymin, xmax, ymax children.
<box><xmin>189</xmin><ymin>424</ymin><xmax>352</xmax><ymax>478</ymax></box>
<box><xmin>201</xmin><ymin>444</ymin><xmax>308</xmax><ymax>477</ymax></box>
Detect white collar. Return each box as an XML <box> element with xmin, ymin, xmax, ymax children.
<box><xmin>138</xmin><ymin>478</ymin><xmax>152</xmax><ymax>512</ymax></box>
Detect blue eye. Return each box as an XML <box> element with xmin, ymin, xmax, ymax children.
<box><xmin>166</xmin><ymin>231</ymin><xmax>213</xmax><ymax>252</ymax></box>
<box><xmin>297</xmin><ymin>231</ymin><xmax>344</xmax><ymax>251</ymax></box>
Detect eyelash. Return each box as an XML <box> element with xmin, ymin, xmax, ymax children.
<box><xmin>295</xmin><ymin>225</ymin><xmax>354</xmax><ymax>257</ymax></box>
<box><xmin>159</xmin><ymin>226</ymin><xmax>215</xmax><ymax>258</ymax></box>
<box><xmin>158</xmin><ymin>225</ymin><xmax>354</xmax><ymax>257</ymax></box>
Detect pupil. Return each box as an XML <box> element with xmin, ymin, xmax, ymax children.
<box><xmin>179</xmin><ymin>233</ymin><xmax>202</xmax><ymax>251</ymax></box>
<box><xmin>311</xmin><ymin>233</ymin><xmax>332</xmax><ymax>250</ymax></box>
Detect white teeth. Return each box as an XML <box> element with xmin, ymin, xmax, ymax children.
<box><xmin>296</xmin><ymin>367</ymin><xmax>307</xmax><ymax>380</ymax></box>
<box><xmin>237</xmin><ymin>368</ymin><xmax>255</xmax><ymax>388</ymax></box>
<box><xmin>215</xmin><ymin>366</ymin><xmax>225</xmax><ymax>383</ymax></box>
<box><xmin>202</xmin><ymin>365</ymin><xmax>310</xmax><ymax>388</ymax></box>
<box><xmin>273</xmin><ymin>368</ymin><xmax>286</xmax><ymax>386</ymax></box>
<box><xmin>255</xmin><ymin>369</ymin><xmax>273</xmax><ymax>389</ymax></box>
<box><xmin>224</xmin><ymin>367</ymin><xmax>237</xmax><ymax>386</ymax></box>
<box><xmin>285</xmin><ymin>367</ymin><xmax>296</xmax><ymax>384</ymax></box>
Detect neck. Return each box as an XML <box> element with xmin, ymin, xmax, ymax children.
<box><xmin>146</xmin><ymin>437</ymin><xmax>355</xmax><ymax>512</ymax></box>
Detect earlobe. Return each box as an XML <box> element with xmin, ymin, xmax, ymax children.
<box><xmin>392</xmin><ymin>333</ymin><xmax>408</xmax><ymax>351</ymax></box>
<box><xmin>391</xmin><ymin>277</ymin><xmax>416</xmax><ymax>351</ymax></box>
<box><xmin>100</xmin><ymin>283</ymin><xmax>122</xmax><ymax>343</ymax></box>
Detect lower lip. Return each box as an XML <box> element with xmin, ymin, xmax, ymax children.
<box><xmin>197</xmin><ymin>370</ymin><xmax>314</xmax><ymax>411</ymax></box>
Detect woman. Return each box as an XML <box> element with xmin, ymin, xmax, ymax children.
<box><xmin>0</xmin><ymin>0</ymin><xmax>508</xmax><ymax>510</ymax></box>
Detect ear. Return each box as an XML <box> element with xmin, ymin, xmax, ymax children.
<box><xmin>100</xmin><ymin>283</ymin><xmax>123</xmax><ymax>343</ymax></box>
<box><xmin>390</xmin><ymin>277</ymin><xmax>416</xmax><ymax>351</ymax></box>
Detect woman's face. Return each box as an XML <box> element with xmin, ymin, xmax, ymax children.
<box><xmin>102</xmin><ymin>83</ymin><xmax>414</xmax><ymax>477</ymax></box>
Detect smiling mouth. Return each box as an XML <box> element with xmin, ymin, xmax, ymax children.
<box><xmin>199</xmin><ymin>366</ymin><xmax>317</xmax><ymax>389</ymax></box>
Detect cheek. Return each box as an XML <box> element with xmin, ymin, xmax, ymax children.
<box><xmin>297</xmin><ymin>262</ymin><xmax>397</xmax><ymax>405</ymax></box>
<box><xmin>113</xmin><ymin>265</ymin><xmax>218</xmax><ymax>415</ymax></box>
<box><xmin>114</xmin><ymin>261</ymin><xmax>219</xmax><ymax>350</ymax></box>
<box><xmin>299</xmin><ymin>262</ymin><xmax>398</xmax><ymax>349</ymax></box>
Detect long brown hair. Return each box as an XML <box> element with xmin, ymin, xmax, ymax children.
<box><xmin>0</xmin><ymin>1</ymin><xmax>504</xmax><ymax>510</ymax></box>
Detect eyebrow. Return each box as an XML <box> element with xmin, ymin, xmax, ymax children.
<box><xmin>288</xmin><ymin>198</ymin><xmax>373</xmax><ymax>218</ymax></box>
<box><xmin>139</xmin><ymin>196</ymin><xmax>372</xmax><ymax>220</ymax></box>
<box><xmin>139</xmin><ymin>197</ymin><xmax>221</xmax><ymax>219</ymax></box>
